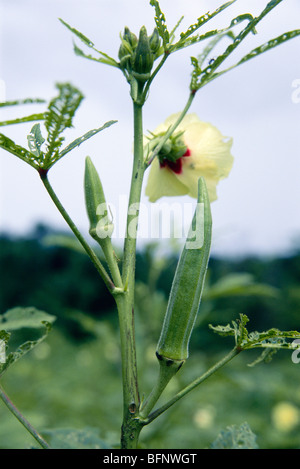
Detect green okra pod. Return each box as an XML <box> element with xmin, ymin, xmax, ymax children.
<box><xmin>84</xmin><ymin>157</ymin><xmax>123</xmax><ymax>289</ymax></box>
<box><xmin>84</xmin><ymin>156</ymin><xmax>113</xmax><ymax>241</ymax></box>
<box><xmin>156</xmin><ymin>177</ymin><xmax>212</xmax><ymax>363</ymax></box>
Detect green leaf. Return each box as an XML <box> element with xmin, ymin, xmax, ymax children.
<box><xmin>209</xmin><ymin>314</ymin><xmax>300</xmax><ymax>363</ymax></box>
<box><xmin>0</xmin><ymin>307</ymin><xmax>56</xmax><ymax>377</ymax></box>
<box><xmin>204</xmin><ymin>273</ymin><xmax>279</xmax><ymax>300</ymax></box>
<box><xmin>44</xmin><ymin>83</ymin><xmax>84</xmax><ymax>162</ymax></box>
<box><xmin>58</xmin><ymin>120</ymin><xmax>117</xmax><ymax>159</ymax></box>
<box><xmin>172</xmin><ymin>0</ymin><xmax>237</xmax><ymax>52</ymax></box>
<box><xmin>237</xmin><ymin>29</ymin><xmax>300</xmax><ymax>66</ymax></box>
<box><xmin>194</xmin><ymin>31</ymin><xmax>235</xmax><ymax>69</ymax></box>
<box><xmin>0</xmin><ymin>113</ymin><xmax>46</xmax><ymax>127</ymax></box>
<box><xmin>210</xmin><ymin>422</ymin><xmax>259</xmax><ymax>449</ymax></box>
<box><xmin>0</xmin><ymin>98</ymin><xmax>45</xmax><ymax>108</ymax></box>
<box><xmin>41</xmin><ymin>427</ymin><xmax>110</xmax><ymax>449</ymax></box>
<box><xmin>59</xmin><ymin>18</ymin><xmax>119</xmax><ymax>67</ymax></box>
<box><xmin>59</xmin><ymin>18</ymin><xmax>95</xmax><ymax>48</ymax></box>
<box><xmin>150</xmin><ymin>0</ymin><xmax>170</xmax><ymax>49</ymax></box>
<box><xmin>0</xmin><ymin>133</ymin><xmax>39</xmax><ymax>169</ymax></box>
<box><xmin>191</xmin><ymin>0</ymin><xmax>291</xmax><ymax>91</ymax></box>
<box><xmin>0</xmin><ymin>307</ymin><xmax>55</xmax><ymax>331</ymax></box>
<box><xmin>27</xmin><ymin>123</ymin><xmax>45</xmax><ymax>158</ymax></box>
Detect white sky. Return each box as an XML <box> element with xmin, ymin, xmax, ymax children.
<box><xmin>0</xmin><ymin>0</ymin><xmax>299</xmax><ymax>257</ymax></box>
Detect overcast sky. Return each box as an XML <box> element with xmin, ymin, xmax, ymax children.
<box><xmin>0</xmin><ymin>0</ymin><xmax>299</xmax><ymax>258</ymax></box>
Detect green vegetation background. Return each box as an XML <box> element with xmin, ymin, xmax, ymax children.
<box><xmin>0</xmin><ymin>225</ymin><xmax>300</xmax><ymax>449</ymax></box>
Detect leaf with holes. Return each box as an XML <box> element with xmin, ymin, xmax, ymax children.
<box><xmin>58</xmin><ymin>120</ymin><xmax>117</xmax><ymax>160</ymax></box>
<box><xmin>0</xmin><ymin>307</ymin><xmax>56</xmax><ymax>378</ymax></box>
<box><xmin>44</xmin><ymin>83</ymin><xmax>84</xmax><ymax>162</ymax></box>
<box><xmin>27</xmin><ymin>123</ymin><xmax>45</xmax><ymax>158</ymax></box>
<box><xmin>0</xmin><ymin>133</ymin><xmax>39</xmax><ymax>169</ymax></box>
<box><xmin>150</xmin><ymin>0</ymin><xmax>170</xmax><ymax>50</ymax></box>
<box><xmin>171</xmin><ymin>0</ymin><xmax>237</xmax><ymax>52</ymax></box>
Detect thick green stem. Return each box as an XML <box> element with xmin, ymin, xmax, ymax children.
<box><xmin>144</xmin><ymin>347</ymin><xmax>240</xmax><ymax>425</ymax></box>
<box><xmin>40</xmin><ymin>172</ymin><xmax>115</xmax><ymax>292</ymax></box>
<box><xmin>0</xmin><ymin>384</ymin><xmax>50</xmax><ymax>449</ymax></box>
<box><xmin>118</xmin><ymin>100</ymin><xmax>145</xmax><ymax>448</ymax></box>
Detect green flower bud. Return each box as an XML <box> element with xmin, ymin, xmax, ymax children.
<box><xmin>149</xmin><ymin>28</ymin><xmax>161</xmax><ymax>56</ymax></box>
<box><xmin>118</xmin><ymin>27</ymin><xmax>138</xmax><ymax>70</ymax></box>
<box><xmin>123</xmin><ymin>26</ymin><xmax>138</xmax><ymax>49</ymax></box>
<box><xmin>156</xmin><ymin>177</ymin><xmax>212</xmax><ymax>363</ymax></box>
<box><xmin>133</xmin><ymin>26</ymin><xmax>154</xmax><ymax>76</ymax></box>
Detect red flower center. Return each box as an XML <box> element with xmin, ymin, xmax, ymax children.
<box><xmin>159</xmin><ymin>148</ymin><xmax>191</xmax><ymax>174</ymax></box>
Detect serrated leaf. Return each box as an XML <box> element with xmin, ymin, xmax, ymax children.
<box><xmin>211</xmin><ymin>422</ymin><xmax>259</xmax><ymax>449</ymax></box>
<box><xmin>42</xmin><ymin>427</ymin><xmax>110</xmax><ymax>449</ymax></box>
<box><xmin>195</xmin><ymin>31</ymin><xmax>235</xmax><ymax>69</ymax></box>
<box><xmin>172</xmin><ymin>0</ymin><xmax>237</xmax><ymax>52</ymax></box>
<box><xmin>27</xmin><ymin>123</ymin><xmax>45</xmax><ymax>157</ymax></box>
<box><xmin>58</xmin><ymin>120</ymin><xmax>117</xmax><ymax>159</ymax></box>
<box><xmin>210</xmin><ymin>314</ymin><xmax>300</xmax><ymax>363</ymax></box>
<box><xmin>0</xmin><ymin>133</ymin><xmax>39</xmax><ymax>169</ymax></box>
<box><xmin>237</xmin><ymin>30</ymin><xmax>300</xmax><ymax>66</ymax></box>
<box><xmin>44</xmin><ymin>83</ymin><xmax>84</xmax><ymax>161</ymax></box>
<box><xmin>150</xmin><ymin>0</ymin><xmax>170</xmax><ymax>49</ymax></box>
<box><xmin>191</xmin><ymin>0</ymin><xmax>289</xmax><ymax>91</ymax></box>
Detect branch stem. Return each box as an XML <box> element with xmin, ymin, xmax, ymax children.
<box><xmin>144</xmin><ymin>347</ymin><xmax>240</xmax><ymax>424</ymax></box>
<box><xmin>40</xmin><ymin>172</ymin><xmax>115</xmax><ymax>292</ymax></box>
<box><xmin>0</xmin><ymin>384</ymin><xmax>50</xmax><ymax>449</ymax></box>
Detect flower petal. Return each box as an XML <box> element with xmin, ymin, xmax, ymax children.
<box><xmin>145</xmin><ymin>113</ymin><xmax>234</xmax><ymax>203</ymax></box>
<box><xmin>145</xmin><ymin>157</ymin><xmax>188</xmax><ymax>202</ymax></box>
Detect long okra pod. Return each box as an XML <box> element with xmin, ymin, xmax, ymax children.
<box><xmin>157</xmin><ymin>176</ymin><xmax>212</xmax><ymax>363</ymax></box>
<box><xmin>140</xmin><ymin>178</ymin><xmax>212</xmax><ymax>419</ymax></box>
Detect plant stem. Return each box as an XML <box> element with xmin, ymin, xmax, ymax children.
<box><xmin>143</xmin><ymin>347</ymin><xmax>240</xmax><ymax>424</ymax></box>
<box><xmin>145</xmin><ymin>91</ymin><xmax>195</xmax><ymax>167</ymax></box>
<box><xmin>139</xmin><ymin>358</ymin><xmax>183</xmax><ymax>419</ymax></box>
<box><xmin>40</xmin><ymin>172</ymin><xmax>115</xmax><ymax>292</ymax></box>
<box><xmin>117</xmin><ymin>99</ymin><xmax>145</xmax><ymax>448</ymax></box>
<box><xmin>0</xmin><ymin>384</ymin><xmax>50</xmax><ymax>449</ymax></box>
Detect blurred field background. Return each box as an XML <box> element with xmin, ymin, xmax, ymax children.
<box><xmin>0</xmin><ymin>225</ymin><xmax>300</xmax><ymax>449</ymax></box>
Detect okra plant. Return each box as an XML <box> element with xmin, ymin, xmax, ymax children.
<box><xmin>0</xmin><ymin>0</ymin><xmax>300</xmax><ymax>450</ymax></box>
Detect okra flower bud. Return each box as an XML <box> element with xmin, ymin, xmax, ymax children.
<box><xmin>156</xmin><ymin>177</ymin><xmax>212</xmax><ymax>363</ymax></box>
<box><xmin>118</xmin><ymin>27</ymin><xmax>138</xmax><ymax>70</ymax></box>
<box><xmin>149</xmin><ymin>28</ymin><xmax>161</xmax><ymax>57</ymax></box>
<box><xmin>132</xmin><ymin>26</ymin><xmax>154</xmax><ymax>81</ymax></box>
<box><xmin>84</xmin><ymin>156</ymin><xmax>113</xmax><ymax>240</ymax></box>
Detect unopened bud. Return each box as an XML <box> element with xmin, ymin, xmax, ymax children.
<box><xmin>133</xmin><ymin>26</ymin><xmax>154</xmax><ymax>76</ymax></box>
<box><xmin>123</xmin><ymin>26</ymin><xmax>138</xmax><ymax>49</ymax></box>
<box><xmin>149</xmin><ymin>28</ymin><xmax>161</xmax><ymax>56</ymax></box>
